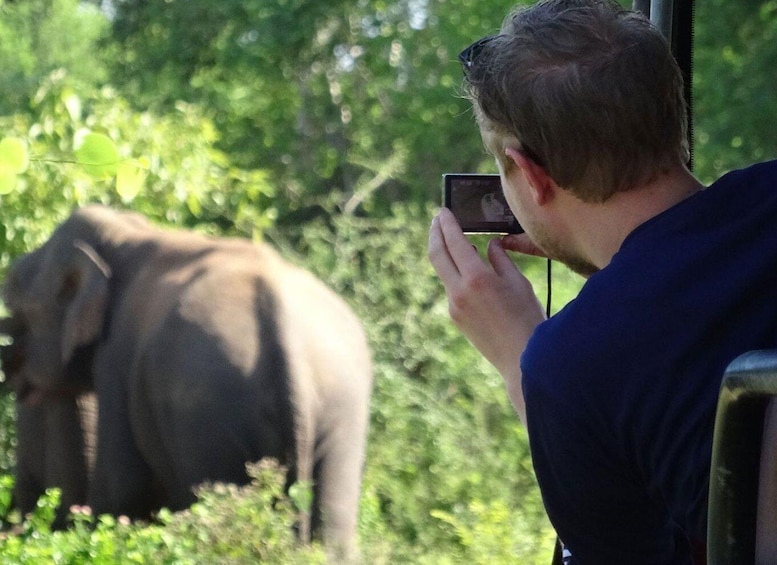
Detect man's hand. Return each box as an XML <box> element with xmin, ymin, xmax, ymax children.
<box><xmin>428</xmin><ymin>208</ymin><xmax>546</xmax><ymax>422</ymax></box>
<box><xmin>501</xmin><ymin>232</ymin><xmax>548</xmax><ymax>258</ymax></box>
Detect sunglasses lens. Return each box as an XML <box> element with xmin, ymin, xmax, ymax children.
<box><xmin>458</xmin><ymin>36</ymin><xmax>497</xmax><ymax>74</ymax></box>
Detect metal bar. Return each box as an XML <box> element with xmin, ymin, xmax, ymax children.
<box><xmin>632</xmin><ymin>0</ymin><xmax>651</xmax><ymax>17</ymax></box>
<box><xmin>708</xmin><ymin>350</ymin><xmax>777</xmax><ymax>563</ymax></box>
<box><xmin>651</xmin><ymin>0</ymin><xmax>674</xmax><ymax>43</ymax></box>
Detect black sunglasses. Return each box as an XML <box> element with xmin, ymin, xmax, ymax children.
<box><xmin>458</xmin><ymin>35</ymin><xmax>498</xmax><ymax>74</ymax></box>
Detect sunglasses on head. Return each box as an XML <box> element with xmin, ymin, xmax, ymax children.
<box><xmin>458</xmin><ymin>35</ymin><xmax>499</xmax><ymax>75</ymax></box>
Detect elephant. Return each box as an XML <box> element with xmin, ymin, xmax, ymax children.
<box><xmin>0</xmin><ymin>205</ymin><xmax>373</xmax><ymax>558</ymax></box>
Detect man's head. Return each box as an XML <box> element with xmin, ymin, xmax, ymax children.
<box><xmin>461</xmin><ymin>0</ymin><xmax>688</xmax><ymax>203</ymax></box>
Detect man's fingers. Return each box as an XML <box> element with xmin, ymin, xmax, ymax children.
<box><xmin>501</xmin><ymin>233</ymin><xmax>548</xmax><ymax>258</ymax></box>
<box><xmin>437</xmin><ymin>208</ymin><xmax>483</xmax><ymax>271</ymax></box>
<box><xmin>487</xmin><ymin>238</ymin><xmax>519</xmax><ymax>277</ymax></box>
<box><xmin>428</xmin><ymin>212</ymin><xmax>461</xmax><ymax>280</ymax></box>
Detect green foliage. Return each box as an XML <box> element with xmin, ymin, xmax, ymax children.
<box><xmin>104</xmin><ymin>0</ymin><xmax>532</xmax><ymax>218</ymax></box>
<box><xmin>0</xmin><ymin>0</ymin><xmax>110</xmax><ymax>115</ymax></box>
<box><xmin>0</xmin><ymin>137</ymin><xmax>28</xmax><ymax>195</ymax></box>
<box><xmin>73</xmin><ymin>132</ymin><xmax>120</xmax><ymax>179</ymax></box>
<box><xmin>0</xmin><ymin>71</ymin><xmax>278</xmax><ymax>277</ymax></box>
<box><xmin>0</xmin><ymin>461</ymin><xmax>326</xmax><ymax>564</ymax></box>
<box><xmin>693</xmin><ymin>0</ymin><xmax>777</xmax><ymax>182</ymax></box>
<box><xmin>0</xmin><ymin>399</ymin><xmax>15</xmax><ymax>479</ymax></box>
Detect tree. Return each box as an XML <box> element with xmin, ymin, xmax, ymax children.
<box><xmin>104</xmin><ymin>0</ymin><xmax>527</xmax><ymax>221</ymax></box>
<box><xmin>0</xmin><ymin>71</ymin><xmax>277</xmax><ymax>272</ymax></box>
<box><xmin>0</xmin><ymin>0</ymin><xmax>110</xmax><ymax>115</ymax></box>
<box><xmin>693</xmin><ymin>0</ymin><xmax>777</xmax><ymax>182</ymax></box>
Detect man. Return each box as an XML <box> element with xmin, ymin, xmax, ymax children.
<box><xmin>428</xmin><ymin>0</ymin><xmax>777</xmax><ymax>562</ymax></box>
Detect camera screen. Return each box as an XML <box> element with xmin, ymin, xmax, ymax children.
<box><xmin>442</xmin><ymin>174</ymin><xmax>523</xmax><ymax>234</ymax></box>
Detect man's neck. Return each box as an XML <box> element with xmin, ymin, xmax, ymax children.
<box><xmin>566</xmin><ymin>165</ymin><xmax>704</xmax><ymax>270</ymax></box>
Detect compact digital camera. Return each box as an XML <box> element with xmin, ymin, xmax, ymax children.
<box><xmin>442</xmin><ymin>173</ymin><xmax>523</xmax><ymax>234</ymax></box>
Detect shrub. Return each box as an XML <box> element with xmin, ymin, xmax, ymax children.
<box><xmin>0</xmin><ymin>460</ymin><xmax>326</xmax><ymax>564</ymax></box>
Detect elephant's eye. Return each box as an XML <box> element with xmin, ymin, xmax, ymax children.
<box><xmin>57</xmin><ymin>271</ymin><xmax>80</xmax><ymax>301</ymax></box>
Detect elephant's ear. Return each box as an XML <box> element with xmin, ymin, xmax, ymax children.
<box><xmin>61</xmin><ymin>240</ymin><xmax>112</xmax><ymax>364</ymax></box>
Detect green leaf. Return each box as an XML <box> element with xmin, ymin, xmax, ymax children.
<box><xmin>0</xmin><ymin>474</ymin><xmax>13</xmax><ymax>516</ymax></box>
<box><xmin>74</xmin><ymin>132</ymin><xmax>120</xmax><ymax>178</ymax></box>
<box><xmin>0</xmin><ymin>137</ymin><xmax>29</xmax><ymax>174</ymax></box>
<box><xmin>116</xmin><ymin>159</ymin><xmax>147</xmax><ymax>201</ymax></box>
<box><xmin>287</xmin><ymin>481</ymin><xmax>313</xmax><ymax>513</ymax></box>
<box><xmin>0</xmin><ymin>163</ymin><xmax>17</xmax><ymax>195</ymax></box>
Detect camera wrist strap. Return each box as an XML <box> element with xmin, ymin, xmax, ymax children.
<box><xmin>546</xmin><ymin>258</ymin><xmax>552</xmax><ymax>318</ymax></box>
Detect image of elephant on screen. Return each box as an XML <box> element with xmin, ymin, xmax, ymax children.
<box><xmin>0</xmin><ymin>205</ymin><xmax>373</xmax><ymax>558</ymax></box>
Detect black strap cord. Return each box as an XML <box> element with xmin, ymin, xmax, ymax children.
<box><xmin>546</xmin><ymin>258</ymin><xmax>552</xmax><ymax>318</ymax></box>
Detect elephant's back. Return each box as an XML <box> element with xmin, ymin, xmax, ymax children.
<box><xmin>119</xmin><ymin>233</ymin><xmax>371</xmax><ymax>414</ymax></box>
<box><xmin>266</xmin><ymin>254</ymin><xmax>373</xmax><ymax>405</ymax></box>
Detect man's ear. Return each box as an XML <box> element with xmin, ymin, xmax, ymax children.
<box><xmin>505</xmin><ymin>147</ymin><xmax>555</xmax><ymax>206</ymax></box>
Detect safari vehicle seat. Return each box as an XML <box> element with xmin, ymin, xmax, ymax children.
<box><xmin>708</xmin><ymin>349</ymin><xmax>777</xmax><ymax>564</ymax></box>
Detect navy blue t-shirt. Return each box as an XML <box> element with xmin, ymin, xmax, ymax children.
<box><xmin>522</xmin><ymin>160</ymin><xmax>777</xmax><ymax>564</ymax></box>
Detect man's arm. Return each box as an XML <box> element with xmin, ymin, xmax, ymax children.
<box><xmin>428</xmin><ymin>207</ymin><xmax>545</xmax><ymax>422</ymax></box>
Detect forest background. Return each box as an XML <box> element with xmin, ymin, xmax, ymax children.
<box><xmin>0</xmin><ymin>0</ymin><xmax>774</xmax><ymax>563</ymax></box>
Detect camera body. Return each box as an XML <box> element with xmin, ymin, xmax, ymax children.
<box><xmin>442</xmin><ymin>173</ymin><xmax>523</xmax><ymax>234</ymax></box>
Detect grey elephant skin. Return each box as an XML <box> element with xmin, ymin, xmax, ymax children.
<box><xmin>0</xmin><ymin>317</ymin><xmax>97</xmax><ymax>529</ymax></box>
<box><xmin>0</xmin><ymin>205</ymin><xmax>373</xmax><ymax>557</ymax></box>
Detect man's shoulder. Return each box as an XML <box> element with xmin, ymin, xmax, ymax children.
<box><xmin>702</xmin><ymin>159</ymin><xmax>777</xmax><ymax>209</ymax></box>
<box><xmin>714</xmin><ymin>158</ymin><xmax>777</xmax><ymax>186</ymax></box>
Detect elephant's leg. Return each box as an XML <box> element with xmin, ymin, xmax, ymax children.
<box><xmin>15</xmin><ymin>394</ymin><xmax>93</xmax><ymax>528</ymax></box>
<box><xmin>138</xmin><ymin>411</ymin><xmax>248</xmax><ymax>511</ymax></box>
<box><xmin>14</xmin><ymin>402</ymin><xmax>46</xmax><ymax>517</ymax></box>
<box><xmin>127</xmin><ymin>319</ymin><xmax>295</xmax><ymax>513</ymax></box>
<box><xmin>149</xmin><ymin>398</ymin><xmax>292</xmax><ymax>511</ymax></box>
<box><xmin>128</xmin><ymin>363</ymin><xmax>252</xmax><ymax>511</ymax></box>
<box><xmin>314</xmin><ymin>414</ymin><xmax>369</xmax><ymax>561</ymax></box>
<box><xmin>89</xmin><ymin>345</ymin><xmax>159</xmax><ymax>519</ymax></box>
<box><xmin>88</xmin><ymin>391</ymin><xmax>156</xmax><ymax>519</ymax></box>
<box><xmin>44</xmin><ymin>395</ymin><xmax>91</xmax><ymax>527</ymax></box>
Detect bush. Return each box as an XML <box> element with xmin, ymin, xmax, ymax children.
<box><xmin>0</xmin><ymin>460</ymin><xmax>326</xmax><ymax>565</ymax></box>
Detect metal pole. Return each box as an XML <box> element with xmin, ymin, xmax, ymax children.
<box><xmin>632</xmin><ymin>0</ymin><xmax>651</xmax><ymax>18</ymax></box>
<box><xmin>651</xmin><ymin>0</ymin><xmax>674</xmax><ymax>44</ymax></box>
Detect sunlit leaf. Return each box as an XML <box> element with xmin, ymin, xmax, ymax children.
<box><xmin>74</xmin><ymin>132</ymin><xmax>120</xmax><ymax>178</ymax></box>
<box><xmin>63</xmin><ymin>92</ymin><xmax>82</xmax><ymax>121</ymax></box>
<box><xmin>0</xmin><ymin>163</ymin><xmax>16</xmax><ymax>195</ymax></box>
<box><xmin>186</xmin><ymin>192</ymin><xmax>203</xmax><ymax>217</ymax></box>
<box><xmin>288</xmin><ymin>482</ymin><xmax>313</xmax><ymax>513</ymax></box>
<box><xmin>0</xmin><ymin>137</ymin><xmax>29</xmax><ymax>174</ymax></box>
<box><xmin>116</xmin><ymin>159</ymin><xmax>147</xmax><ymax>201</ymax></box>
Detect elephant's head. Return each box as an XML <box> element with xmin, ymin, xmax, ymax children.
<box><xmin>1</xmin><ymin>228</ymin><xmax>112</xmax><ymax>402</ymax></box>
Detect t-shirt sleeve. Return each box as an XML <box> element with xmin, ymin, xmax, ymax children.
<box><xmin>523</xmin><ymin>353</ymin><xmax>691</xmax><ymax>564</ymax></box>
